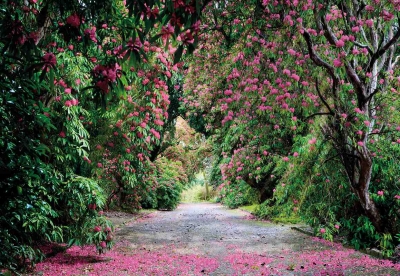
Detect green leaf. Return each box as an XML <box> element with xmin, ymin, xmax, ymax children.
<box><xmin>174</xmin><ymin>45</ymin><xmax>184</xmax><ymax>64</ymax></box>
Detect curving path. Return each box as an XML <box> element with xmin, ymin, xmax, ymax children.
<box><xmin>34</xmin><ymin>203</ymin><xmax>400</xmax><ymax>275</ymax></box>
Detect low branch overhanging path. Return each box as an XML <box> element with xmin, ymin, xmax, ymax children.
<box><xmin>36</xmin><ymin>203</ymin><xmax>400</xmax><ymax>275</ymax></box>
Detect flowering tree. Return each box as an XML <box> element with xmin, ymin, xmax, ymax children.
<box><xmin>0</xmin><ymin>0</ymin><xmax>209</xmax><ymax>271</ymax></box>
<box><xmin>184</xmin><ymin>0</ymin><xmax>400</xmax><ymax>253</ymax></box>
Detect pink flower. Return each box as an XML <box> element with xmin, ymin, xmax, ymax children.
<box><xmin>365</xmin><ymin>19</ymin><xmax>374</xmax><ymax>27</ymax></box>
<box><xmin>64</xmin><ymin>88</ymin><xmax>71</xmax><ymax>94</ymax></box>
<box><xmin>59</xmin><ymin>131</ymin><xmax>66</xmax><ymax>138</ymax></box>
<box><xmin>357</xmin><ymin>141</ymin><xmax>364</xmax><ymax>146</ymax></box>
<box><xmin>84</xmin><ymin>27</ymin><xmax>97</xmax><ymax>43</ymax></box>
<box><xmin>71</xmin><ymin>98</ymin><xmax>79</xmax><ymax>106</ymax></box>
<box><xmin>365</xmin><ymin>5</ymin><xmax>374</xmax><ymax>11</ymax></box>
<box><xmin>96</xmin><ymin>80</ymin><xmax>109</xmax><ymax>93</ymax></box>
<box><xmin>377</xmin><ymin>190</ymin><xmax>384</xmax><ymax>196</ymax></box>
<box><xmin>282</xmin><ymin>157</ymin><xmax>289</xmax><ymax>162</ymax></box>
<box><xmin>320</xmin><ymin>228</ymin><xmax>326</xmax><ymax>234</ymax></box>
<box><xmin>334</xmin><ymin>224</ymin><xmax>340</xmax><ymax>229</ymax></box>
<box><xmin>364</xmin><ymin>120</ymin><xmax>371</xmax><ymax>126</ymax></box>
<box><xmin>66</xmin><ymin>13</ymin><xmax>81</xmax><ymax>28</ymax></box>
<box><xmin>308</xmin><ymin>137</ymin><xmax>316</xmax><ymax>145</ymax></box>
<box><xmin>160</xmin><ymin>24</ymin><xmax>174</xmax><ymax>40</ymax></box>
<box><xmin>293</xmin><ymin>152</ymin><xmax>299</xmax><ymax>157</ymax></box>
<box><xmin>97</xmin><ymin>163</ymin><xmax>103</xmax><ymax>168</ymax></box>
<box><xmin>43</xmin><ymin>52</ymin><xmax>57</xmax><ymax>67</ymax></box>
<box><xmin>64</xmin><ymin>100</ymin><xmax>72</xmax><ymax>107</ymax></box>
<box><xmin>99</xmin><ymin>241</ymin><xmax>107</xmax><ymax>248</ymax></box>
<box><xmin>335</xmin><ymin>40</ymin><xmax>345</xmax><ymax>47</ymax></box>
<box><xmin>291</xmin><ymin>74</ymin><xmax>300</xmax><ymax>82</ymax></box>
<box><xmin>333</xmin><ymin>58</ymin><xmax>342</xmax><ymax>67</ymax></box>
<box><xmin>93</xmin><ymin>226</ymin><xmax>101</xmax><ymax>232</ymax></box>
<box><xmin>381</xmin><ymin>10</ymin><xmax>394</xmax><ymax>21</ymax></box>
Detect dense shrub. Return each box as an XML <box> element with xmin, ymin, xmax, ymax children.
<box><xmin>0</xmin><ymin>175</ymin><xmax>112</xmax><ymax>271</ymax></box>
<box><xmin>138</xmin><ymin>158</ymin><xmax>186</xmax><ymax>211</ymax></box>
<box><xmin>256</xmin><ymin>135</ymin><xmax>400</xmax><ymax>256</ymax></box>
<box><xmin>217</xmin><ymin>180</ymin><xmax>259</xmax><ymax>209</ymax></box>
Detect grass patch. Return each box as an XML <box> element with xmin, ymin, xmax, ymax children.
<box><xmin>270</xmin><ymin>216</ymin><xmax>302</xmax><ymax>224</ymax></box>
<box><xmin>181</xmin><ymin>184</ymin><xmax>207</xmax><ymax>203</ymax></box>
<box><xmin>240</xmin><ymin>204</ymin><xmax>259</xmax><ymax>214</ymax></box>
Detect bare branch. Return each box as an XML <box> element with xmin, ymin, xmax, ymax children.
<box><xmin>366</xmin><ymin>21</ymin><xmax>400</xmax><ymax>73</ymax></box>
<box><xmin>344</xmin><ymin>62</ymin><xmax>366</xmax><ymax>99</ymax></box>
<box><xmin>377</xmin><ymin>52</ymin><xmax>388</xmax><ymax>72</ymax></box>
<box><xmin>391</xmin><ymin>55</ymin><xmax>400</xmax><ymax>68</ymax></box>
<box><xmin>365</xmin><ymin>87</ymin><xmax>381</xmax><ymax>103</ymax></box>
<box><xmin>320</xmin><ymin>15</ymin><xmax>339</xmax><ymax>45</ymax></box>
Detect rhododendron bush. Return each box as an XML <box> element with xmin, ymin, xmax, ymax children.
<box><xmin>184</xmin><ymin>0</ymin><xmax>400</xmax><ymax>255</ymax></box>
<box><xmin>0</xmin><ymin>0</ymin><xmax>207</xmax><ymax>271</ymax></box>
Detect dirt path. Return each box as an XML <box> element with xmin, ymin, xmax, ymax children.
<box><xmin>112</xmin><ymin>203</ymin><xmax>399</xmax><ymax>275</ymax></box>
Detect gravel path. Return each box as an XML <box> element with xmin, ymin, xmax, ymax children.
<box><xmin>116</xmin><ymin>203</ymin><xmax>310</xmax><ymax>254</ymax></box>
<box><xmin>112</xmin><ymin>202</ymin><xmax>400</xmax><ymax>275</ymax></box>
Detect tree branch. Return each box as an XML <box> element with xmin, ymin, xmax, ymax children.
<box><xmin>366</xmin><ymin>21</ymin><xmax>400</xmax><ymax>73</ymax></box>
<box><xmin>365</xmin><ymin>87</ymin><xmax>380</xmax><ymax>103</ymax></box>
<box><xmin>344</xmin><ymin>61</ymin><xmax>366</xmax><ymax>99</ymax></box>
<box><xmin>315</xmin><ymin>77</ymin><xmax>334</xmax><ymax>115</ymax></box>
<box><xmin>352</xmin><ymin>41</ymin><xmax>373</xmax><ymax>54</ymax></box>
<box><xmin>302</xmin><ymin>29</ymin><xmax>338</xmax><ymax>82</ymax></box>
<box><xmin>305</xmin><ymin>112</ymin><xmax>333</xmax><ymax>121</ymax></box>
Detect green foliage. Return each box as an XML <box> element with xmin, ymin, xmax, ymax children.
<box><xmin>217</xmin><ymin>180</ymin><xmax>259</xmax><ymax>209</ymax></box>
<box><xmin>154</xmin><ymin>158</ymin><xmax>184</xmax><ymax>210</ymax></box>
<box><xmin>137</xmin><ymin>157</ymin><xmax>187</xmax><ymax>210</ymax></box>
<box><xmin>183</xmin><ymin>0</ymin><xmax>400</xmax><ymax>257</ymax></box>
<box><xmin>0</xmin><ymin>175</ymin><xmax>111</xmax><ymax>271</ymax></box>
<box><xmin>258</xmin><ymin>133</ymin><xmax>400</xmax><ymax>255</ymax></box>
<box><xmin>156</xmin><ymin>181</ymin><xmax>182</xmax><ymax>210</ymax></box>
<box><xmin>0</xmin><ymin>0</ymin><xmax>206</xmax><ymax>271</ymax></box>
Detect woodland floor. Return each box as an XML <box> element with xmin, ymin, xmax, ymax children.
<box><xmin>34</xmin><ymin>203</ymin><xmax>400</xmax><ymax>275</ymax></box>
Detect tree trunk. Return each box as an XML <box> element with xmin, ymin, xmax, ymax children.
<box><xmin>243</xmin><ymin>175</ymin><xmax>275</xmax><ymax>203</ymax></box>
<box><xmin>202</xmin><ymin>170</ymin><xmax>209</xmax><ymax>200</ymax></box>
<box><xmin>340</xmin><ymin>142</ymin><xmax>383</xmax><ymax>232</ymax></box>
